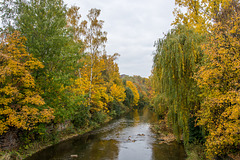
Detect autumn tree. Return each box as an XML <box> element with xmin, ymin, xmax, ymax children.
<box><xmin>126</xmin><ymin>81</ymin><xmax>139</xmax><ymax>107</ymax></box>
<box><xmin>0</xmin><ymin>31</ymin><xmax>54</xmax><ymax>134</ymax></box>
<box><xmin>121</xmin><ymin>75</ymin><xmax>150</xmax><ymax>107</ymax></box>
<box><xmin>102</xmin><ymin>53</ymin><xmax>122</xmax><ymax>87</ymax></box>
<box><xmin>195</xmin><ymin>2</ymin><xmax>240</xmax><ymax>158</ymax></box>
<box><xmin>0</xmin><ymin>0</ymin><xmax>84</xmax><ymax>122</ymax></box>
<box><xmin>80</xmin><ymin>8</ymin><xmax>107</xmax><ymax>108</ymax></box>
<box><xmin>110</xmin><ymin>84</ymin><xmax>126</xmax><ymax>103</ymax></box>
<box><xmin>102</xmin><ymin>53</ymin><xmax>125</xmax><ymax>105</ymax></box>
<box><xmin>173</xmin><ymin>0</ymin><xmax>234</xmax><ymax>33</ymax></box>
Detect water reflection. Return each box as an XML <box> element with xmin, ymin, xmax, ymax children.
<box><xmin>26</xmin><ymin>107</ymin><xmax>186</xmax><ymax>160</ymax></box>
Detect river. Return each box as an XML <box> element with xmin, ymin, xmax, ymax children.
<box><xmin>26</xmin><ymin>107</ymin><xmax>186</xmax><ymax>160</ymax></box>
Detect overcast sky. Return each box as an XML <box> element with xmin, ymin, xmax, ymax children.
<box><xmin>65</xmin><ymin>0</ymin><xmax>175</xmax><ymax>78</ymax></box>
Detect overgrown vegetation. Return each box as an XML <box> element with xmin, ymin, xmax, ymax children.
<box><xmin>151</xmin><ymin>0</ymin><xmax>240</xmax><ymax>159</ymax></box>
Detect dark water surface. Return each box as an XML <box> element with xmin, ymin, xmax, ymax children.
<box><xmin>26</xmin><ymin>107</ymin><xmax>186</xmax><ymax>160</ymax></box>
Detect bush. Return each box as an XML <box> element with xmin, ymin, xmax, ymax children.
<box><xmin>72</xmin><ymin>105</ymin><xmax>90</xmax><ymax>129</ymax></box>
<box><xmin>123</xmin><ymin>87</ymin><xmax>134</xmax><ymax>107</ymax></box>
<box><xmin>91</xmin><ymin>111</ymin><xmax>107</xmax><ymax>125</ymax></box>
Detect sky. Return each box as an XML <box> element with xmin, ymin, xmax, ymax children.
<box><xmin>65</xmin><ymin>0</ymin><xmax>175</xmax><ymax>78</ymax></box>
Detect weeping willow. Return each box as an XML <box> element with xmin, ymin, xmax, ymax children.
<box><xmin>152</xmin><ymin>24</ymin><xmax>203</xmax><ymax>144</ymax></box>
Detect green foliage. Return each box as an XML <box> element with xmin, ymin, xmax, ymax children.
<box><xmin>72</xmin><ymin>105</ymin><xmax>90</xmax><ymax>129</ymax></box>
<box><xmin>123</xmin><ymin>87</ymin><xmax>134</xmax><ymax>107</ymax></box>
<box><xmin>152</xmin><ymin>1</ymin><xmax>240</xmax><ymax>159</ymax></box>
<box><xmin>137</xmin><ymin>92</ymin><xmax>148</xmax><ymax>108</ymax></box>
<box><xmin>152</xmin><ymin>24</ymin><xmax>204</xmax><ymax>144</ymax></box>
<box><xmin>91</xmin><ymin>111</ymin><xmax>107</xmax><ymax>125</ymax></box>
<box><xmin>151</xmin><ymin>94</ymin><xmax>168</xmax><ymax>118</ymax></box>
<box><xmin>188</xmin><ymin>117</ymin><xmax>205</xmax><ymax>144</ymax></box>
<box><xmin>185</xmin><ymin>143</ymin><xmax>206</xmax><ymax>160</ymax></box>
<box><xmin>0</xmin><ymin>0</ymin><xmax>149</xmax><ymax>156</ymax></box>
<box><xmin>11</xmin><ymin>0</ymin><xmax>83</xmax><ymax>122</ymax></box>
<box><xmin>110</xmin><ymin>100</ymin><xmax>126</xmax><ymax>117</ymax></box>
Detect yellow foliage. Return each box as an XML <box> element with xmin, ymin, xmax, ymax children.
<box><xmin>0</xmin><ymin>31</ymin><xmax>54</xmax><ymax>134</ymax></box>
<box><xmin>126</xmin><ymin>81</ymin><xmax>139</xmax><ymax>106</ymax></box>
<box><xmin>91</xmin><ymin>86</ymin><xmax>112</xmax><ymax>111</ymax></box>
<box><xmin>76</xmin><ymin>55</ymin><xmax>112</xmax><ymax>112</ymax></box>
<box><xmin>195</xmin><ymin>9</ymin><xmax>240</xmax><ymax>158</ymax></box>
<box><xmin>173</xmin><ymin>0</ymin><xmax>234</xmax><ymax>34</ymax></box>
<box><xmin>110</xmin><ymin>83</ymin><xmax>126</xmax><ymax>103</ymax></box>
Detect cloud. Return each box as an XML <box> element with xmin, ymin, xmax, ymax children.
<box><xmin>65</xmin><ymin>0</ymin><xmax>175</xmax><ymax>77</ymax></box>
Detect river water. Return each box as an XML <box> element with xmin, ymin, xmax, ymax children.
<box><xmin>26</xmin><ymin>107</ymin><xmax>186</xmax><ymax>160</ymax></box>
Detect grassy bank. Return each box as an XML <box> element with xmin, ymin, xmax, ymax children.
<box><xmin>185</xmin><ymin>143</ymin><xmax>206</xmax><ymax>160</ymax></box>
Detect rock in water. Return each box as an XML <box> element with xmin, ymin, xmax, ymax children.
<box><xmin>71</xmin><ymin>155</ymin><xmax>78</xmax><ymax>158</ymax></box>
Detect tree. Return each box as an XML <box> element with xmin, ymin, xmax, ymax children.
<box><xmin>151</xmin><ymin>24</ymin><xmax>203</xmax><ymax>143</ymax></box>
<box><xmin>195</xmin><ymin>2</ymin><xmax>240</xmax><ymax>158</ymax></box>
<box><xmin>79</xmin><ymin>54</ymin><xmax>110</xmax><ymax>112</ymax></box>
<box><xmin>5</xmin><ymin>0</ymin><xmax>83</xmax><ymax>122</ymax></box>
<box><xmin>173</xmin><ymin>0</ymin><xmax>234</xmax><ymax>33</ymax></box>
<box><xmin>80</xmin><ymin>8</ymin><xmax>107</xmax><ymax>107</ymax></box>
<box><xmin>123</xmin><ymin>87</ymin><xmax>134</xmax><ymax>107</ymax></box>
<box><xmin>110</xmin><ymin>84</ymin><xmax>126</xmax><ymax>103</ymax></box>
<box><xmin>0</xmin><ymin>31</ymin><xmax>54</xmax><ymax>134</ymax></box>
<box><xmin>126</xmin><ymin>81</ymin><xmax>139</xmax><ymax>107</ymax></box>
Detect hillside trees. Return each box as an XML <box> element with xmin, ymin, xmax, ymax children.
<box><xmin>122</xmin><ymin>75</ymin><xmax>151</xmax><ymax>108</ymax></box>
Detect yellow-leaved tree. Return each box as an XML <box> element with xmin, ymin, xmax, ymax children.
<box><xmin>126</xmin><ymin>81</ymin><xmax>139</xmax><ymax>106</ymax></box>
<box><xmin>78</xmin><ymin>55</ymin><xmax>111</xmax><ymax>112</ymax></box>
<box><xmin>173</xmin><ymin>0</ymin><xmax>233</xmax><ymax>33</ymax></box>
<box><xmin>110</xmin><ymin>84</ymin><xmax>126</xmax><ymax>103</ymax></box>
<box><xmin>195</xmin><ymin>2</ymin><xmax>240</xmax><ymax>158</ymax></box>
<box><xmin>0</xmin><ymin>31</ymin><xmax>54</xmax><ymax>134</ymax></box>
<box><xmin>102</xmin><ymin>53</ymin><xmax>126</xmax><ymax>105</ymax></box>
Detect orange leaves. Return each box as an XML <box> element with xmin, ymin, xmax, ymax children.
<box><xmin>0</xmin><ymin>31</ymin><xmax>54</xmax><ymax>134</ymax></box>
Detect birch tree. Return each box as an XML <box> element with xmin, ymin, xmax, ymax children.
<box><xmin>80</xmin><ymin>8</ymin><xmax>107</xmax><ymax>107</ymax></box>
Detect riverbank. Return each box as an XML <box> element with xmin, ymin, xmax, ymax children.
<box><xmin>150</xmin><ymin>117</ymin><xmax>240</xmax><ymax>160</ymax></box>
<box><xmin>150</xmin><ymin>115</ymin><xmax>176</xmax><ymax>144</ymax></box>
<box><xmin>0</xmin><ymin>115</ymin><xmax>116</xmax><ymax>160</ymax></box>
<box><xmin>0</xmin><ymin>105</ymin><xmax>135</xmax><ymax>160</ymax></box>
<box><xmin>0</xmin><ymin>125</ymin><xmax>92</xmax><ymax>159</ymax></box>
<box><xmin>150</xmin><ymin>115</ymin><xmax>206</xmax><ymax>160</ymax></box>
